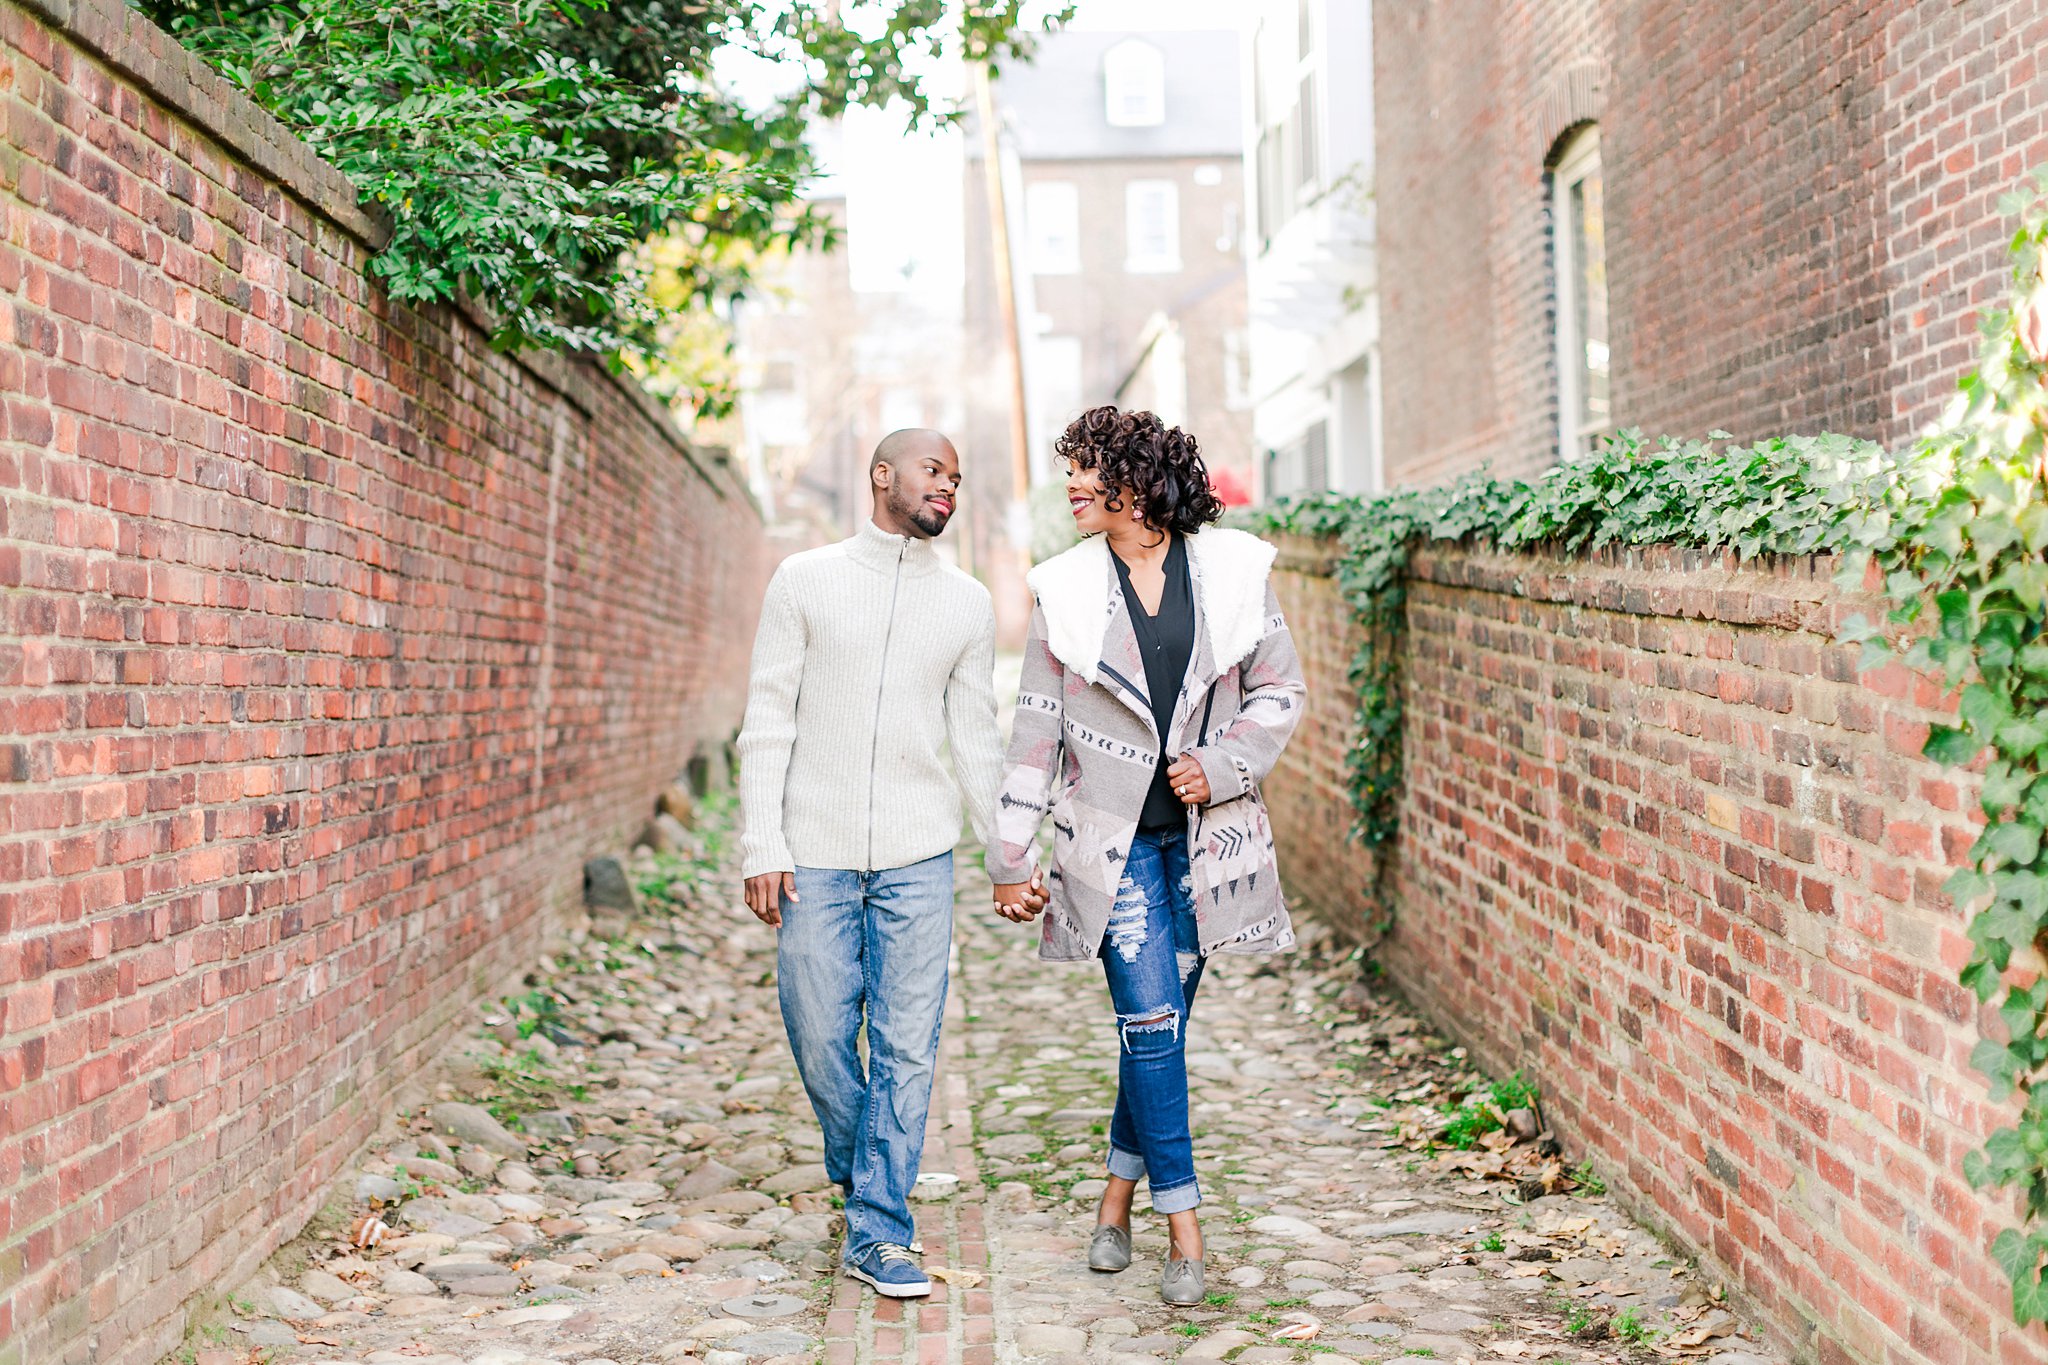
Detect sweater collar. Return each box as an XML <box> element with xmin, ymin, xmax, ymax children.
<box><xmin>848</xmin><ymin>518</ymin><xmax>942</xmax><ymax>575</ymax></box>
<box><xmin>1026</xmin><ymin>527</ymin><xmax>1277</xmax><ymax>685</ymax></box>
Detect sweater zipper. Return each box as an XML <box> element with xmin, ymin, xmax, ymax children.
<box><xmin>866</xmin><ymin>540</ymin><xmax>906</xmax><ymax>872</ymax></box>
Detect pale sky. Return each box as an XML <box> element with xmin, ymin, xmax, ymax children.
<box><xmin>828</xmin><ymin>0</ymin><xmax>1251</xmax><ymax>295</ymax></box>
<box><xmin>1054</xmin><ymin>0</ymin><xmax>1248</xmax><ymax>31</ymax></box>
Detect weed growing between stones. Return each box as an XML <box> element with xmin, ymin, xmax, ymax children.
<box><xmin>1612</xmin><ymin>1306</ymin><xmax>1658</xmax><ymax>1344</ymax></box>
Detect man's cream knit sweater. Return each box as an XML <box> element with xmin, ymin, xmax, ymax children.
<box><xmin>737</xmin><ymin>520</ymin><xmax>1003</xmax><ymax>880</ymax></box>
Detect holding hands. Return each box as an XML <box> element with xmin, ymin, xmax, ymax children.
<box><xmin>990</xmin><ymin>753</ymin><xmax>1211</xmax><ymax>925</ymax></box>
<box><xmin>992</xmin><ymin>868</ymin><xmax>1047</xmax><ymax>922</ymax></box>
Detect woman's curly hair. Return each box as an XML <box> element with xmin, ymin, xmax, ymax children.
<box><xmin>1054</xmin><ymin>405</ymin><xmax>1225</xmax><ymax>536</ymax></box>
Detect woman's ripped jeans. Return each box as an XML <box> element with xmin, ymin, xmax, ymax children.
<box><xmin>1099</xmin><ymin>829</ymin><xmax>1205</xmax><ymax>1214</ymax></box>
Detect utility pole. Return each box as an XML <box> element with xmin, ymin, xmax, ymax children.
<box><xmin>974</xmin><ymin>61</ymin><xmax>1033</xmax><ymax>510</ymax></box>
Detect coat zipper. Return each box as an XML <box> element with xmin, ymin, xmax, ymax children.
<box><xmin>866</xmin><ymin>540</ymin><xmax>906</xmax><ymax>872</ymax></box>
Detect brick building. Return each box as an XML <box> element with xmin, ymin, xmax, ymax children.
<box><xmin>1372</xmin><ymin>0</ymin><xmax>2048</xmax><ymax>489</ymax></box>
<box><xmin>963</xmin><ymin>26</ymin><xmax>1256</xmax><ymax>546</ymax></box>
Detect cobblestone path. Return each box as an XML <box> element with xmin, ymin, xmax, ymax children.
<box><xmin>189</xmin><ymin>831</ymin><xmax>1784</xmax><ymax>1365</ymax></box>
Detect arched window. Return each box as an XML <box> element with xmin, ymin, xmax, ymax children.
<box><xmin>1552</xmin><ymin>125</ymin><xmax>1610</xmax><ymax>459</ymax></box>
<box><xmin>1104</xmin><ymin>39</ymin><xmax>1166</xmax><ymax>128</ymax></box>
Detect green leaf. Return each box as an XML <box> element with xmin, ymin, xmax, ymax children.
<box><xmin>1999</xmin><ymin>715</ymin><xmax>2048</xmax><ymax>761</ymax></box>
<box><xmin>1964</xmin><ymin>683</ymin><xmax>2017</xmax><ymax>732</ymax></box>
<box><xmin>1984</xmin><ymin>761</ymin><xmax>2031</xmax><ymax>814</ymax></box>
<box><xmin>1996</xmin><ymin>1230</ymin><xmax>2048</xmax><ymax>1325</ymax></box>
<box><xmin>1974</xmin><ymin>1036</ymin><xmax>2026</xmax><ymax>1101</ymax></box>
<box><xmin>1984</xmin><ymin>819</ymin><xmax>2044</xmax><ymax>868</ymax></box>
<box><xmin>1948</xmin><ymin>866</ymin><xmax>1996</xmax><ymax>905</ymax></box>
<box><xmin>1925</xmin><ymin>724</ymin><xmax>1987</xmax><ymax>766</ymax></box>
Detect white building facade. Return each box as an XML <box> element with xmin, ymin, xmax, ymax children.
<box><xmin>1242</xmin><ymin>0</ymin><xmax>1380</xmax><ymax>500</ymax></box>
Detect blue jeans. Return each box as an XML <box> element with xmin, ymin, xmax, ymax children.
<box><xmin>777</xmin><ymin>851</ymin><xmax>953</xmax><ymax>1264</ymax></box>
<box><xmin>1101</xmin><ymin>830</ymin><xmax>1205</xmax><ymax>1215</ymax></box>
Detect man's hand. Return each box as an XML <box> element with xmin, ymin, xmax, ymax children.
<box><xmin>1167</xmin><ymin>753</ymin><xmax>1212</xmax><ymax>805</ymax></box>
<box><xmin>992</xmin><ymin>868</ymin><xmax>1046</xmax><ymax>923</ymax></box>
<box><xmin>744</xmin><ymin>871</ymin><xmax>796</xmax><ymax>927</ymax></box>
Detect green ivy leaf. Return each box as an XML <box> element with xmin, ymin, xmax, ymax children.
<box><xmin>1984</xmin><ymin>820</ymin><xmax>2045</xmax><ymax>868</ymax></box>
<box><xmin>1964</xmin><ymin>683</ymin><xmax>2017</xmax><ymax>732</ymax></box>
<box><xmin>1984</xmin><ymin>761</ymin><xmax>2031</xmax><ymax>814</ymax></box>
<box><xmin>1925</xmin><ymin>724</ymin><xmax>1988</xmax><ymax>766</ymax></box>
<box><xmin>1995</xmin><ymin>1229</ymin><xmax>2048</xmax><ymax>1325</ymax></box>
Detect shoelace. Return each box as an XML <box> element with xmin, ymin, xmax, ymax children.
<box><xmin>876</xmin><ymin>1243</ymin><xmax>917</xmax><ymax>1266</ymax></box>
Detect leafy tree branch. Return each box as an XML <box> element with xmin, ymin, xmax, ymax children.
<box><xmin>141</xmin><ymin>0</ymin><xmax>1065</xmax><ymax>375</ymax></box>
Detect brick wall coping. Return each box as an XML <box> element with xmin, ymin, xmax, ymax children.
<box><xmin>1407</xmin><ymin>543</ymin><xmax>1853</xmax><ymax>633</ymax></box>
<box><xmin>23</xmin><ymin>0</ymin><xmax>751</xmax><ymax>510</ymax></box>
<box><xmin>1272</xmin><ymin>531</ymin><xmax>1862</xmax><ymax>634</ymax></box>
<box><xmin>21</xmin><ymin>0</ymin><xmax>386</xmax><ymax>243</ymax></box>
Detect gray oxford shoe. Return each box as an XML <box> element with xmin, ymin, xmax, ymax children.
<box><xmin>1161</xmin><ymin>1256</ymin><xmax>1204</xmax><ymax>1305</ymax></box>
<box><xmin>1087</xmin><ymin>1224</ymin><xmax>1132</xmax><ymax>1272</ymax></box>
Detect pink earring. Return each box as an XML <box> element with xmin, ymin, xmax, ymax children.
<box><xmin>1131</xmin><ymin>507</ymin><xmax>1143</xmax><ymax>521</ymax></box>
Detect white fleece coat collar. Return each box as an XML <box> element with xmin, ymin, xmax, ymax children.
<box><xmin>1026</xmin><ymin>527</ymin><xmax>1278</xmax><ymax>685</ymax></box>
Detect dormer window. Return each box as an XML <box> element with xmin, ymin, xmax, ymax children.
<box><xmin>1104</xmin><ymin>39</ymin><xmax>1166</xmax><ymax>127</ymax></box>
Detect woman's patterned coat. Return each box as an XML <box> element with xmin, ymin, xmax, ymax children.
<box><xmin>987</xmin><ymin>527</ymin><xmax>1308</xmax><ymax>963</ymax></box>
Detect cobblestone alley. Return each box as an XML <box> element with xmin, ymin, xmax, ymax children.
<box><xmin>182</xmin><ymin>817</ymin><xmax>1786</xmax><ymax>1365</ymax></box>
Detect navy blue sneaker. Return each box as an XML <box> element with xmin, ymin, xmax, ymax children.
<box><xmin>844</xmin><ymin>1242</ymin><xmax>932</xmax><ymax>1297</ymax></box>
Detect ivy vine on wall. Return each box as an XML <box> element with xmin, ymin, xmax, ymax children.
<box><xmin>1256</xmin><ymin>167</ymin><xmax>2048</xmax><ymax>1322</ymax></box>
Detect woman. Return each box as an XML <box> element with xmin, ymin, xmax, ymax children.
<box><xmin>987</xmin><ymin>405</ymin><xmax>1306</xmax><ymax>1306</ymax></box>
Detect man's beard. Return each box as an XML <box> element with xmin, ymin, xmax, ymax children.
<box><xmin>893</xmin><ymin>486</ymin><xmax>951</xmax><ymax>537</ymax></box>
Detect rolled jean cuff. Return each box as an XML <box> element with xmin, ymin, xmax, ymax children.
<box><xmin>1148</xmin><ymin>1178</ymin><xmax>1201</xmax><ymax>1215</ymax></box>
<box><xmin>1106</xmin><ymin>1146</ymin><xmax>1147</xmax><ymax>1181</ymax></box>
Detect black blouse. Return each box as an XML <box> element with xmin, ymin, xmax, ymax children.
<box><xmin>1111</xmin><ymin>534</ymin><xmax>1196</xmax><ymax>831</ymax></box>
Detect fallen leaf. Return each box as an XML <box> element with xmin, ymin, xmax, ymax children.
<box><xmin>1652</xmin><ymin>1312</ymin><xmax>1737</xmax><ymax>1355</ymax></box>
<box><xmin>928</xmin><ymin>1266</ymin><xmax>983</xmax><ymax>1288</ymax></box>
<box><xmin>1273</xmin><ymin>1321</ymin><xmax>1322</xmax><ymax>1342</ymax></box>
<box><xmin>295</xmin><ymin>1335</ymin><xmax>342</xmax><ymax>1347</ymax></box>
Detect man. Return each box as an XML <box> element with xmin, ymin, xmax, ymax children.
<box><xmin>737</xmin><ymin>429</ymin><xmax>1026</xmax><ymax>1297</ymax></box>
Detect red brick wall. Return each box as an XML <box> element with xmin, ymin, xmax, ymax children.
<box><xmin>1881</xmin><ymin>2</ymin><xmax>2048</xmax><ymax>438</ymax></box>
<box><xmin>1372</xmin><ymin>0</ymin><xmax>2048</xmax><ymax>489</ymax></box>
<box><xmin>1266</xmin><ymin>535</ymin><xmax>1383</xmax><ymax>944</ymax></box>
<box><xmin>0</xmin><ymin>5</ymin><xmax>767</xmax><ymax>1362</ymax></box>
<box><xmin>1268</xmin><ymin>541</ymin><xmax>2034</xmax><ymax>1365</ymax></box>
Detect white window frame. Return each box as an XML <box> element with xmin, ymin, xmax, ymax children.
<box><xmin>1103</xmin><ymin>39</ymin><xmax>1166</xmax><ymax>128</ymax></box>
<box><xmin>1552</xmin><ymin>126</ymin><xmax>1611</xmax><ymax>460</ymax></box>
<box><xmin>1250</xmin><ymin>4</ymin><xmax>1324</xmax><ymax>246</ymax></box>
<box><xmin>1124</xmin><ymin>180</ymin><xmax>1181</xmax><ymax>274</ymax></box>
<box><xmin>1025</xmin><ymin>180</ymin><xmax>1081</xmax><ymax>276</ymax></box>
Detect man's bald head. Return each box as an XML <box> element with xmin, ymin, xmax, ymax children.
<box><xmin>871</xmin><ymin>428</ymin><xmax>957</xmax><ymax>475</ymax></box>
<box><xmin>869</xmin><ymin>429</ymin><xmax>962</xmax><ymax>540</ymax></box>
